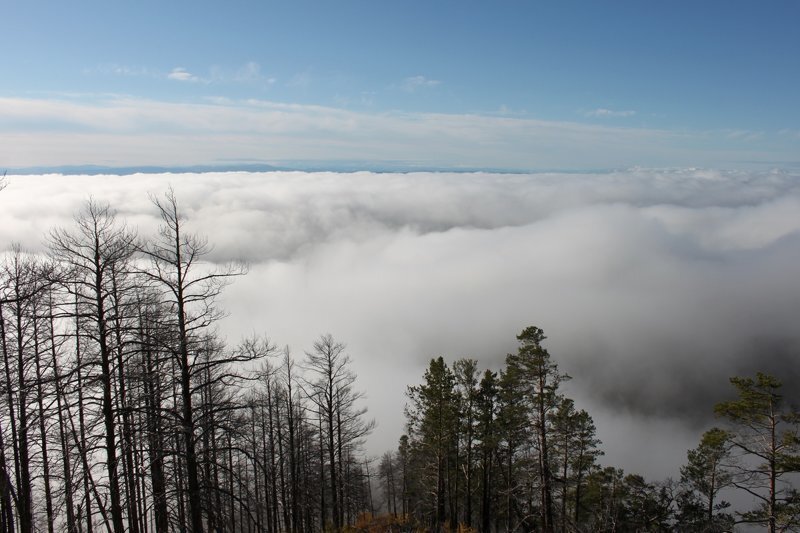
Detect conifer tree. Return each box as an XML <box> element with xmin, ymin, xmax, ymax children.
<box><xmin>715</xmin><ymin>373</ymin><xmax>800</xmax><ymax>533</ymax></box>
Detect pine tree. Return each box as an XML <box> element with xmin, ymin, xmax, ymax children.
<box><xmin>405</xmin><ymin>357</ymin><xmax>458</xmax><ymax>531</ymax></box>
<box><xmin>678</xmin><ymin>427</ymin><xmax>733</xmax><ymax>531</ymax></box>
<box><xmin>505</xmin><ymin>326</ymin><xmax>569</xmax><ymax>533</ymax></box>
<box><xmin>715</xmin><ymin>373</ymin><xmax>800</xmax><ymax>532</ymax></box>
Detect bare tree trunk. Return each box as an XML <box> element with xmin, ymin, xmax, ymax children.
<box><xmin>50</xmin><ymin>296</ymin><xmax>77</xmax><ymax>533</ymax></box>
<box><xmin>74</xmin><ymin>300</ymin><xmax>93</xmax><ymax>533</ymax></box>
<box><xmin>250</xmin><ymin>405</ymin><xmax>263</xmax><ymax>533</ymax></box>
<box><xmin>141</xmin><ymin>190</ymin><xmax>244</xmax><ymax>532</ymax></box>
<box><xmin>94</xmin><ymin>254</ymin><xmax>125</xmax><ymax>533</ymax></box>
<box><xmin>227</xmin><ymin>432</ymin><xmax>236</xmax><ymax>533</ymax></box>
<box><xmin>266</xmin><ymin>380</ymin><xmax>279</xmax><ymax>533</ymax></box>
<box><xmin>32</xmin><ymin>307</ymin><xmax>55</xmax><ymax>533</ymax></box>
<box><xmin>0</xmin><ymin>412</ymin><xmax>13</xmax><ymax>533</ymax></box>
<box><xmin>260</xmin><ymin>404</ymin><xmax>273</xmax><ymax>533</ymax></box>
<box><xmin>143</xmin><ymin>351</ymin><xmax>169</xmax><ymax>533</ymax></box>
<box><xmin>200</xmin><ymin>387</ymin><xmax>215</xmax><ymax>533</ymax></box>
<box><xmin>283</xmin><ymin>353</ymin><xmax>299</xmax><ymax>533</ymax></box>
<box><xmin>12</xmin><ymin>275</ymin><xmax>33</xmax><ymax>533</ymax></box>
<box><xmin>276</xmin><ymin>396</ymin><xmax>290</xmax><ymax>533</ymax></box>
<box><xmin>110</xmin><ymin>269</ymin><xmax>140</xmax><ymax>533</ymax></box>
<box><xmin>317</xmin><ymin>401</ymin><xmax>326</xmax><ymax>531</ymax></box>
<box><xmin>0</xmin><ymin>304</ymin><xmax>19</xmax><ymax>533</ymax></box>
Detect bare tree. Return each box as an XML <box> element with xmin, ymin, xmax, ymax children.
<box><xmin>49</xmin><ymin>200</ymin><xmax>137</xmax><ymax>533</ymax></box>
<box><xmin>303</xmin><ymin>334</ymin><xmax>374</xmax><ymax>531</ymax></box>
<box><xmin>0</xmin><ymin>247</ymin><xmax>44</xmax><ymax>533</ymax></box>
<box><xmin>138</xmin><ymin>188</ymin><xmax>245</xmax><ymax>532</ymax></box>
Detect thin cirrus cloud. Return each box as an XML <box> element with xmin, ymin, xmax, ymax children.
<box><xmin>401</xmin><ymin>75</ymin><xmax>441</xmax><ymax>92</ymax></box>
<box><xmin>1</xmin><ymin>95</ymin><xmax>795</xmax><ymax>170</ymax></box>
<box><xmin>233</xmin><ymin>61</ymin><xmax>275</xmax><ymax>85</ymax></box>
<box><xmin>88</xmin><ymin>64</ymin><xmax>155</xmax><ymax>78</ymax></box>
<box><xmin>98</xmin><ymin>62</ymin><xmax>274</xmax><ymax>86</ymax></box>
<box><xmin>2</xmin><ymin>168</ymin><xmax>800</xmax><ymax>479</ymax></box>
<box><xmin>585</xmin><ymin>107</ymin><xmax>636</xmax><ymax>118</ymax></box>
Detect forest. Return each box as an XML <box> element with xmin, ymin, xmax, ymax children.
<box><xmin>0</xmin><ymin>186</ymin><xmax>798</xmax><ymax>533</ymax></box>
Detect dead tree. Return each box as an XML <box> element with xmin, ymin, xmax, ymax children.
<box><xmin>138</xmin><ymin>188</ymin><xmax>245</xmax><ymax>532</ymax></box>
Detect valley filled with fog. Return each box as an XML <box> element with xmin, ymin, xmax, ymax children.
<box><xmin>4</xmin><ymin>167</ymin><xmax>799</xmax><ymax>481</ymax></box>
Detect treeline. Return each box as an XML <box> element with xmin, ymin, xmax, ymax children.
<box><xmin>0</xmin><ymin>192</ymin><xmax>376</xmax><ymax>533</ymax></box>
<box><xmin>383</xmin><ymin>327</ymin><xmax>800</xmax><ymax>532</ymax></box>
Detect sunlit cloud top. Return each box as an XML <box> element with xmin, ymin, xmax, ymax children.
<box><xmin>3</xmin><ymin>168</ymin><xmax>800</xmax><ymax>478</ymax></box>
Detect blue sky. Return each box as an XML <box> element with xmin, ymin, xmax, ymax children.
<box><xmin>2</xmin><ymin>1</ymin><xmax>799</xmax><ymax>170</ymax></box>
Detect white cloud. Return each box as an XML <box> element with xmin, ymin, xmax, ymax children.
<box><xmin>86</xmin><ymin>64</ymin><xmax>155</xmax><ymax>78</ymax></box>
<box><xmin>0</xmin><ymin>96</ymin><xmax>796</xmax><ymax>170</ymax></box>
<box><xmin>725</xmin><ymin>129</ymin><xmax>765</xmax><ymax>141</ymax></box>
<box><xmin>2</xmin><ymin>168</ymin><xmax>800</xmax><ymax>479</ymax></box>
<box><xmin>232</xmin><ymin>61</ymin><xmax>275</xmax><ymax>85</ymax></box>
<box><xmin>168</xmin><ymin>67</ymin><xmax>199</xmax><ymax>82</ymax></box>
<box><xmin>586</xmin><ymin>107</ymin><xmax>636</xmax><ymax>118</ymax></box>
<box><xmin>401</xmin><ymin>75</ymin><xmax>441</xmax><ymax>92</ymax></box>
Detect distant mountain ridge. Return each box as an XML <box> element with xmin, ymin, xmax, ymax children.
<box><xmin>4</xmin><ymin>163</ymin><xmax>285</xmax><ymax>176</ymax></box>
<box><xmin>4</xmin><ymin>161</ymin><xmax>600</xmax><ymax>176</ymax></box>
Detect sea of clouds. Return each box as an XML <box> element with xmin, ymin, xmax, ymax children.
<box><xmin>3</xmin><ymin>167</ymin><xmax>800</xmax><ymax>479</ymax></box>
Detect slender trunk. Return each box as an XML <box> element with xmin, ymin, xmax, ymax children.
<box><xmin>538</xmin><ymin>372</ymin><xmax>554</xmax><ymax>533</ymax></box>
<box><xmin>74</xmin><ymin>299</ymin><xmax>93</xmax><ymax>533</ymax></box>
<box><xmin>228</xmin><ymin>432</ymin><xmax>236</xmax><ymax>532</ymax></box>
<box><xmin>209</xmin><ymin>391</ymin><xmax>222</xmax><ymax>532</ymax></box>
<box><xmin>364</xmin><ymin>459</ymin><xmax>374</xmax><ymax>517</ymax></box>
<box><xmin>452</xmin><ymin>434</ymin><xmax>458</xmax><ymax>526</ymax></box>
<box><xmin>276</xmin><ymin>397</ymin><xmax>290</xmax><ymax>533</ymax></box>
<box><xmin>266</xmin><ymin>381</ymin><xmax>279</xmax><ymax>533</ymax></box>
<box><xmin>50</xmin><ymin>300</ymin><xmax>77</xmax><ymax>533</ymax></box>
<box><xmin>0</xmin><ymin>413</ymin><xmax>13</xmax><ymax>533</ymax></box>
<box><xmin>133</xmin><ymin>406</ymin><xmax>148</xmax><ymax>533</ymax></box>
<box><xmin>769</xmin><ymin>409</ymin><xmax>776</xmax><ymax>533</ymax></box>
<box><xmin>0</xmin><ymin>306</ymin><xmax>18</xmax><ymax>533</ymax></box>
<box><xmin>481</xmin><ymin>447</ymin><xmax>491</xmax><ymax>533</ymax></box>
<box><xmin>174</xmin><ymin>235</ymin><xmax>204</xmax><ymax>533</ymax></box>
<box><xmin>574</xmin><ymin>450</ymin><xmax>584</xmax><ymax>527</ymax></box>
<box><xmin>201</xmin><ymin>369</ymin><xmax>216</xmax><ymax>533</ymax></box>
<box><xmin>387</xmin><ymin>455</ymin><xmax>397</xmax><ymax>517</ymax></box>
<box><xmin>327</xmin><ymin>390</ymin><xmax>339</xmax><ymax>532</ymax></box>
<box><xmin>336</xmin><ymin>389</ymin><xmax>345</xmax><ymax>529</ymax></box>
<box><xmin>181</xmin><ymin>347</ymin><xmax>203</xmax><ymax>533</ymax></box>
<box><xmin>317</xmin><ymin>401</ymin><xmax>326</xmax><ymax>530</ymax></box>
<box><xmin>260</xmin><ymin>404</ymin><xmax>273</xmax><ymax>533</ymax></box>
<box><xmin>284</xmin><ymin>359</ymin><xmax>299</xmax><ymax>533</ymax></box>
<box><xmin>142</xmin><ymin>339</ymin><xmax>168</xmax><ymax>533</ymax></box>
<box><xmin>33</xmin><ymin>310</ymin><xmax>55</xmax><ymax>533</ymax></box>
<box><xmin>465</xmin><ymin>422</ymin><xmax>473</xmax><ymax>528</ymax></box>
<box><xmin>66</xmin><ymin>392</ymin><xmax>113</xmax><ymax>533</ymax></box>
<box><xmin>14</xmin><ymin>287</ymin><xmax>33</xmax><ymax>533</ymax></box>
<box><xmin>437</xmin><ymin>445</ymin><xmax>446</xmax><ymax>532</ymax></box>
<box><xmin>707</xmin><ymin>463</ymin><xmax>715</xmax><ymax>526</ymax></box>
<box><xmin>110</xmin><ymin>271</ymin><xmax>140</xmax><ymax>533</ymax></box>
<box><xmin>560</xmin><ymin>433</ymin><xmax>568</xmax><ymax>533</ymax></box>
<box><xmin>172</xmin><ymin>356</ymin><xmax>187</xmax><ymax>533</ymax></box>
<box><xmin>506</xmin><ymin>443</ymin><xmax>512</xmax><ymax>533</ymax></box>
<box><xmin>92</xmin><ymin>245</ymin><xmax>125</xmax><ymax>533</ymax></box>
<box><xmin>251</xmin><ymin>406</ymin><xmax>263</xmax><ymax>533</ymax></box>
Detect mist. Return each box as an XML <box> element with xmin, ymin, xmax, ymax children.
<box><xmin>3</xmin><ymin>167</ymin><xmax>799</xmax><ymax>479</ymax></box>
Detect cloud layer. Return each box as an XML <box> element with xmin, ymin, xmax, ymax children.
<box><xmin>2</xmin><ymin>168</ymin><xmax>800</xmax><ymax>478</ymax></box>
<box><xmin>2</xmin><ymin>96</ymin><xmax>798</xmax><ymax>170</ymax></box>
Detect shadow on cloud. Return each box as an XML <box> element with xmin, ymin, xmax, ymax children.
<box><xmin>2</xmin><ymin>168</ymin><xmax>799</xmax><ymax>476</ymax></box>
